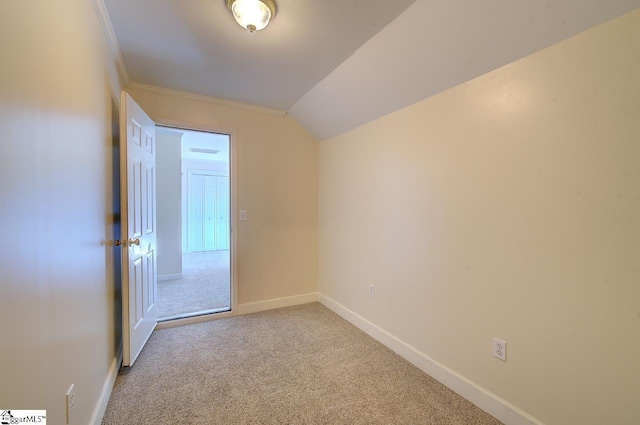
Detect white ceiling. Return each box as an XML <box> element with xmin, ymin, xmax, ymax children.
<box><xmin>103</xmin><ymin>0</ymin><xmax>415</xmax><ymax>110</ymax></box>
<box><xmin>289</xmin><ymin>0</ymin><xmax>640</xmax><ymax>140</ymax></box>
<box><xmin>103</xmin><ymin>0</ymin><xmax>640</xmax><ymax>141</ymax></box>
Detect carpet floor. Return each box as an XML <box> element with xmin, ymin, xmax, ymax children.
<box><xmin>156</xmin><ymin>250</ymin><xmax>230</xmax><ymax>318</ymax></box>
<box><xmin>103</xmin><ymin>303</ymin><xmax>502</xmax><ymax>425</ymax></box>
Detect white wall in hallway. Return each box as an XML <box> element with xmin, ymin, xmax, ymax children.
<box><xmin>157</xmin><ymin>129</ymin><xmax>183</xmax><ymax>277</ymax></box>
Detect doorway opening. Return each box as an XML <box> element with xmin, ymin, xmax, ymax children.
<box><xmin>155</xmin><ymin>126</ymin><xmax>231</xmax><ymax>321</ymax></box>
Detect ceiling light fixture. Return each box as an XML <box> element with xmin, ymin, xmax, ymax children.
<box><xmin>226</xmin><ymin>0</ymin><xmax>277</xmax><ymax>32</ymax></box>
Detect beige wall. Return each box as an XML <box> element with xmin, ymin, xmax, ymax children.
<box><xmin>318</xmin><ymin>10</ymin><xmax>640</xmax><ymax>425</ymax></box>
<box><xmin>127</xmin><ymin>86</ymin><xmax>318</xmax><ymax>306</ymax></box>
<box><xmin>0</xmin><ymin>0</ymin><xmax>123</xmax><ymax>424</ymax></box>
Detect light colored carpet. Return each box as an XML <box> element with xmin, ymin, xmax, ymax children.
<box><xmin>157</xmin><ymin>251</ymin><xmax>230</xmax><ymax>319</ymax></box>
<box><xmin>103</xmin><ymin>303</ymin><xmax>502</xmax><ymax>425</ymax></box>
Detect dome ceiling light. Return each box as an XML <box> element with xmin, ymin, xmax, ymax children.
<box><xmin>226</xmin><ymin>0</ymin><xmax>278</xmax><ymax>32</ymax></box>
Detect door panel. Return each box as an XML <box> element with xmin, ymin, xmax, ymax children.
<box><xmin>145</xmin><ymin>164</ymin><xmax>155</xmax><ymax>235</ymax></box>
<box><xmin>120</xmin><ymin>91</ymin><xmax>157</xmax><ymax>367</ymax></box>
<box><xmin>132</xmin><ymin>256</ymin><xmax>143</xmax><ymax>325</ymax></box>
<box><xmin>131</xmin><ymin>161</ymin><xmax>143</xmax><ymax>238</ymax></box>
<box><xmin>146</xmin><ymin>249</ymin><xmax>156</xmax><ymax>312</ymax></box>
<box><xmin>215</xmin><ymin>176</ymin><xmax>230</xmax><ymax>249</ymax></box>
<box><xmin>205</xmin><ymin>175</ymin><xmax>216</xmax><ymax>251</ymax></box>
<box><xmin>189</xmin><ymin>174</ymin><xmax>205</xmax><ymax>251</ymax></box>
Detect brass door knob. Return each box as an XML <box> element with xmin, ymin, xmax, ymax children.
<box><xmin>129</xmin><ymin>238</ymin><xmax>141</xmax><ymax>246</ymax></box>
<box><xmin>114</xmin><ymin>239</ymin><xmax>126</xmax><ymax>247</ymax></box>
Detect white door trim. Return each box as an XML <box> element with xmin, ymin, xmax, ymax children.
<box><xmin>154</xmin><ymin>119</ymin><xmax>238</xmax><ymax>316</ymax></box>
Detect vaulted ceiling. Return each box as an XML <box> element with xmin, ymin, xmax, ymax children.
<box><xmin>103</xmin><ymin>0</ymin><xmax>640</xmax><ymax>140</ymax></box>
<box><xmin>103</xmin><ymin>0</ymin><xmax>415</xmax><ymax>110</ymax></box>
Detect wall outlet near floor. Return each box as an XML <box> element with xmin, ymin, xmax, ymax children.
<box><xmin>368</xmin><ymin>284</ymin><xmax>375</xmax><ymax>298</ymax></box>
<box><xmin>493</xmin><ymin>338</ymin><xmax>507</xmax><ymax>361</ymax></box>
<box><xmin>66</xmin><ymin>383</ymin><xmax>75</xmax><ymax>424</ymax></box>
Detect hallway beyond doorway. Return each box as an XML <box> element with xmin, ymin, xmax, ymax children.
<box><xmin>157</xmin><ymin>250</ymin><xmax>231</xmax><ymax>319</ymax></box>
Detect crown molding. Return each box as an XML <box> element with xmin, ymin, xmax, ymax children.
<box><xmin>91</xmin><ymin>0</ymin><xmax>130</xmax><ymax>86</ymax></box>
<box><xmin>126</xmin><ymin>82</ymin><xmax>287</xmax><ymax>117</ymax></box>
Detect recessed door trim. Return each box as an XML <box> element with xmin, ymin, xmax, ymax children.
<box><xmin>152</xmin><ymin>119</ymin><xmax>238</xmax><ymax>320</ymax></box>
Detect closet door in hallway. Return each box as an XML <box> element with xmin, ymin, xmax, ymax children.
<box><xmin>188</xmin><ymin>172</ymin><xmax>229</xmax><ymax>252</ymax></box>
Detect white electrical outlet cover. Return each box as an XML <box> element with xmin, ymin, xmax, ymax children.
<box><xmin>493</xmin><ymin>338</ymin><xmax>507</xmax><ymax>361</ymax></box>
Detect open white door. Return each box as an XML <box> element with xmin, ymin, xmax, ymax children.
<box><xmin>120</xmin><ymin>91</ymin><xmax>157</xmax><ymax>366</ymax></box>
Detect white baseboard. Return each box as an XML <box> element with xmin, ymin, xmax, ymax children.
<box><xmin>237</xmin><ymin>292</ymin><xmax>318</xmax><ymax>315</ymax></box>
<box><xmin>318</xmin><ymin>294</ymin><xmax>545</xmax><ymax>425</ymax></box>
<box><xmin>158</xmin><ymin>273</ymin><xmax>183</xmax><ymax>281</ymax></box>
<box><xmin>90</xmin><ymin>345</ymin><xmax>122</xmax><ymax>425</ymax></box>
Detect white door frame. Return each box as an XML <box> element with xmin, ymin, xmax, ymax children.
<box><xmin>154</xmin><ymin>120</ymin><xmax>238</xmax><ymax>322</ymax></box>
